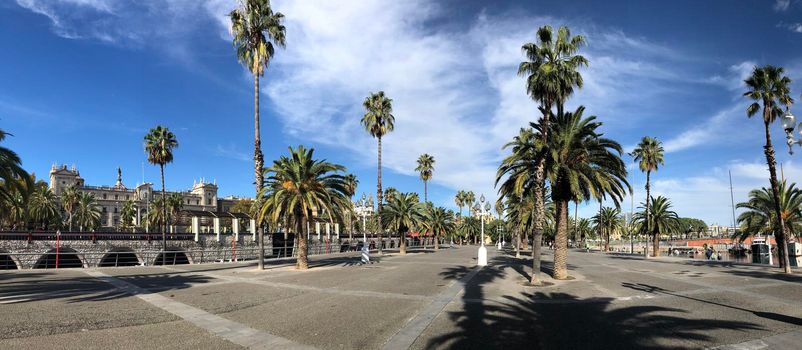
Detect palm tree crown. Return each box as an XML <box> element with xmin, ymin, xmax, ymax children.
<box><xmin>230</xmin><ymin>0</ymin><xmax>286</xmax><ymax>76</ymax></box>
<box><xmin>736</xmin><ymin>181</ymin><xmax>802</xmax><ymax>242</ymax></box>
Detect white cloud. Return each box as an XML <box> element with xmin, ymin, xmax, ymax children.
<box><xmin>778</xmin><ymin>22</ymin><xmax>802</xmax><ymax>33</ymax></box>
<box><xmin>774</xmin><ymin>0</ymin><xmax>791</xmax><ymax>11</ymax></box>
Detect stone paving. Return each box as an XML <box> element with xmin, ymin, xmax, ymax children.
<box><xmin>2</xmin><ymin>246</ymin><xmax>802</xmax><ymax>349</ymax></box>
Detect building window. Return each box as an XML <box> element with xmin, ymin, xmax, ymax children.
<box><xmin>207</xmin><ymin>199</ymin><xmax>211</xmax><ymax>205</ymax></box>
<box><xmin>102</xmin><ymin>207</ymin><xmax>107</xmax><ymax>213</ymax></box>
<box><xmin>115</xmin><ymin>195</ymin><xmax>118</xmax><ymax>200</ymax></box>
<box><xmin>126</xmin><ymin>195</ymin><xmax>129</xmax><ymax>200</ymax></box>
<box><xmin>103</xmin><ymin>194</ymin><xmax>107</xmax><ymax>199</ymax></box>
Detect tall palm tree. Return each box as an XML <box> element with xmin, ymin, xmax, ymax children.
<box><xmin>575</xmin><ymin>218</ymin><xmax>593</xmax><ymax>246</ymax></box>
<box><xmin>415</xmin><ymin>154</ymin><xmax>435</xmax><ymax>202</ymax></box>
<box><xmin>544</xmin><ymin>107</ymin><xmax>629</xmax><ymax>279</ymax></box>
<box><xmin>75</xmin><ymin>192</ymin><xmax>101</xmax><ymax>231</ymax></box>
<box><xmin>119</xmin><ymin>199</ymin><xmax>136</xmax><ymax>232</ymax></box>
<box><xmin>166</xmin><ymin>193</ymin><xmax>184</xmax><ymax>233</ymax></box>
<box><xmin>629</xmin><ymin>136</ymin><xmax>664</xmax><ymax>257</ymax></box>
<box><xmin>381</xmin><ymin>192</ymin><xmax>423</xmax><ymax>255</ymax></box>
<box><xmin>230</xmin><ymin>0</ymin><xmax>287</xmax><ymax>270</ymax></box>
<box><xmin>361</xmin><ymin>91</ymin><xmax>395</xmax><ymax>255</ymax></box>
<box><xmin>144</xmin><ymin>125</ymin><xmax>178</xmax><ymax>253</ymax></box>
<box><xmin>744</xmin><ymin>65</ymin><xmax>794</xmax><ymax>273</ymax></box>
<box><xmin>422</xmin><ymin>206</ymin><xmax>454</xmax><ymax>250</ymax></box>
<box><xmin>464</xmin><ymin>191</ymin><xmax>475</xmax><ymax>217</ymax></box>
<box><xmin>633</xmin><ymin>196</ymin><xmax>679</xmax><ymax>256</ymax></box>
<box><xmin>60</xmin><ymin>185</ymin><xmax>80</xmax><ymax>231</ymax></box>
<box><xmin>454</xmin><ymin>190</ymin><xmax>466</xmax><ymax>220</ymax></box>
<box><xmin>260</xmin><ymin>146</ymin><xmax>349</xmax><ymax>269</ymax></box>
<box><xmin>29</xmin><ymin>185</ymin><xmax>60</xmax><ymax>230</ymax></box>
<box><xmin>736</xmin><ymin>181</ymin><xmax>802</xmax><ymax>242</ymax></box>
<box><xmin>517</xmin><ymin>25</ymin><xmax>587</xmax><ymax>285</ymax></box>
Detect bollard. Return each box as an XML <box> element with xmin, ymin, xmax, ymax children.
<box><xmin>361</xmin><ymin>245</ymin><xmax>370</xmax><ymax>264</ymax></box>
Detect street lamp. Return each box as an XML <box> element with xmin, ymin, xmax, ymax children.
<box><xmin>355</xmin><ymin>193</ymin><xmax>373</xmax><ymax>263</ymax></box>
<box><xmin>477</xmin><ymin>194</ymin><xmax>488</xmax><ymax>266</ymax></box>
<box><xmin>781</xmin><ymin>109</ymin><xmax>801</xmax><ymax>154</ymax></box>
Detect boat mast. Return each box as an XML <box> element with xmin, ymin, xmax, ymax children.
<box><xmin>729</xmin><ymin>170</ymin><xmax>736</xmax><ymax>233</ymax></box>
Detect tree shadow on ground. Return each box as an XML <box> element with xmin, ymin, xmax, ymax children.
<box><xmin>622</xmin><ymin>282</ymin><xmax>802</xmax><ymax>326</ymax></box>
<box><xmin>427</xmin><ymin>256</ymin><xmax>762</xmax><ymax>350</ymax></box>
<box><xmin>0</xmin><ymin>273</ymin><xmax>215</xmax><ymax>304</ymax></box>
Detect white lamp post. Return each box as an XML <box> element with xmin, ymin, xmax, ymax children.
<box><xmin>477</xmin><ymin>194</ymin><xmax>488</xmax><ymax>266</ymax></box>
<box><xmin>356</xmin><ymin>194</ymin><xmax>372</xmax><ymax>264</ymax></box>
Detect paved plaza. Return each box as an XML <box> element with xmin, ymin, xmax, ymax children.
<box><xmin>2</xmin><ymin>246</ymin><xmax>802</xmax><ymax>349</ymax></box>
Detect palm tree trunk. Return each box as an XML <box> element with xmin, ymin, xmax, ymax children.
<box><xmin>424</xmin><ymin>180</ymin><xmax>428</xmax><ymax>202</ymax></box>
<box><xmin>376</xmin><ymin>135</ymin><xmax>384</xmax><ymax>255</ymax></box>
<box><xmin>530</xmin><ymin>100</ymin><xmax>552</xmax><ymax>285</ymax></box>
<box><xmin>553</xmin><ymin>200</ymin><xmax>569</xmax><ymax>280</ymax></box>
<box><xmin>434</xmin><ymin>233</ymin><xmax>439</xmax><ymax>250</ymax></box>
<box><xmin>646</xmin><ymin>170</ymin><xmax>653</xmax><ymax>257</ymax></box>
<box><xmin>515</xmin><ymin>229</ymin><xmax>521</xmax><ymax>258</ymax></box>
<box><xmin>400</xmin><ymin>230</ymin><xmax>407</xmax><ymax>255</ymax></box>
<box><xmin>254</xmin><ymin>73</ymin><xmax>266</xmax><ymax>270</ymax></box>
<box><xmin>160</xmin><ymin>164</ymin><xmax>167</xmax><ymax>253</ymax></box>
<box><xmin>297</xmin><ymin>211</ymin><xmax>309</xmax><ymax>269</ymax></box>
<box><xmin>763</xmin><ymin>120</ymin><xmax>791</xmax><ymax>273</ymax></box>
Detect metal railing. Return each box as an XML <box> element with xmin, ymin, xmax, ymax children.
<box><xmin>0</xmin><ymin>238</ymin><xmax>439</xmax><ymax>269</ymax></box>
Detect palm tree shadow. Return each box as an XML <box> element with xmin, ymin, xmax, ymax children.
<box><xmin>622</xmin><ymin>282</ymin><xmax>802</xmax><ymax>327</ymax></box>
<box><xmin>427</xmin><ymin>258</ymin><xmax>762</xmax><ymax>349</ymax></box>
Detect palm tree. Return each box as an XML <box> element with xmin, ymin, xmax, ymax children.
<box><xmin>384</xmin><ymin>187</ymin><xmax>400</xmax><ymax>204</ymax></box>
<box><xmin>381</xmin><ymin>192</ymin><xmax>423</xmax><ymax>255</ymax></box>
<box><xmin>344</xmin><ymin>173</ymin><xmax>358</xmax><ymax>240</ymax></box>
<box><xmin>544</xmin><ymin>107</ymin><xmax>629</xmax><ymax>279</ymax></box>
<box><xmin>458</xmin><ymin>217</ymin><xmax>480</xmax><ymax>246</ymax></box>
<box><xmin>415</xmin><ymin>154</ymin><xmax>435</xmax><ymax>202</ymax></box>
<box><xmin>517</xmin><ymin>25</ymin><xmax>588</xmax><ymax>285</ymax></box>
<box><xmin>629</xmin><ymin>136</ymin><xmax>664</xmax><ymax>257</ymax></box>
<box><xmin>464</xmin><ymin>191</ymin><xmax>475</xmax><ymax>217</ymax></box>
<box><xmin>230</xmin><ymin>0</ymin><xmax>287</xmax><ymax>270</ymax></box>
<box><xmin>593</xmin><ymin>207</ymin><xmax>623</xmax><ymax>252</ymax></box>
<box><xmin>0</xmin><ymin>129</ymin><xmax>30</xmax><ymax>208</ymax></box>
<box><xmin>119</xmin><ymin>199</ymin><xmax>136</xmax><ymax>232</ymax></box>
<box><xmin>454</xmin><ymin>190</ymin><xmax>466</xmax><ymax>220</ymax></box>
<box><xmin>144</xmin><ymin>125</ymin><xmax>178</xmax><ymax>253</ymax></box>
<box><xmin>166</xmin><ymin>193</ymin><xmax>184</xmax><ymax>233</ymax></box>
<box><xmin>29</xmin><ymin>185</ymin><xmax>60</xmax><ymax>230</ymax></box>
<box><xmin>260</xmin><ymin>146</ymin><xmax>349</xmax><ymax>269</ymax></box>
<box><xmin>744</xmin><ymin>65</ymin><xmax>794</xmax><ymax>273</ymax></box>
<box><xmin>575</xmin><ymin>218</ymin><xmax>593</xmax><ymax>247</ymax></box>
<box><xmin>736</xmin><ymin>181</ymin><xmax>802</xmax><ymax>242</ymax></box>
<box><xmin>75</xmin><ymin>192</ymin><xmax>101</xmax><ymax>231</ymax></box>
<box><xmin>361</xmin><ymin>91</ymin><xmax>395</xmax><ymax>254</ymax></box>
<box><xmin>147</xmin><ymin>197</ymin><xmax>167</xmax><ymax>232</ymax></box>
<box><xmin>422</xmin><ymin>206</ymin><xmax>454</xmax><ymax>250</ymax></box>
<box><xmin>60</xmin><ymin>185</ymin><xmax>80</xmax><ymax>231</ymax></box>
<box><xmin>633</xmin><ymin>196</ymin><xmax>679</xmax><ymax>256</ymax></box>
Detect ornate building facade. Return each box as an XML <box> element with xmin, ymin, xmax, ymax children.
<box><xmin>48</xmin><ymin>164</ymin><xmax>247</xmax><ymax>232</ymax></box>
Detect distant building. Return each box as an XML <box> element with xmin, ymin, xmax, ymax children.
<box><xmin>48</xmin><ymin>164</ymin><xmax>248</xmax><ymax>232</ymax></box>
<box><xmin>707</xmin><ymin>224</ymin><xmax>736</xmax><ymax>237</ymax></box>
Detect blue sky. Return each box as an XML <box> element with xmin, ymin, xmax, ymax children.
<box><xmin>2</xmin><ymin>0</ymin><xmax>802</xmax><ymax>225</ymax></box>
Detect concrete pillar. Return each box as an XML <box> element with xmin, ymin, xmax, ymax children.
<box><xmin>326</xmin><ymin>223</ymin><xmax>331</xmax><ymax>241</ymax></box>
<box><xmin>213</xmin><ymin>217</ymin><xmax>221</xmax><ymax>241</ymax></box>
<box><xmin>316</xmin><ymin>222</ymin><xmax>321</xmax><ymax>240</ymax></box>
<box><xmin>232</xmin><ymin>218</ymin><xmax>240</xmax><ymax>242</ymax></box>
<box><xmin>108</xmin><ymin>212</ymin><xmax>113</xmax><ymax>228</ymax></box>
<box><xmin>249</xmin><ymin>219</ymin><xmax>256</xmax><ymax>240</ymax></box>
<box><xmin>192</xmin><ymin>216</ymin><xmax>200</xmax><ymax>241</ymax></box>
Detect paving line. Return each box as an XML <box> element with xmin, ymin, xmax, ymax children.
<box><xmin>381</xmin><ymin>266</ymin><xmax>483</xmax><ymax>350</ymax></box>
<box><xmin>84</xmin><ymin>270</ymin><xmax>316</xmax><ymax>350</ymax></box>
